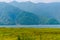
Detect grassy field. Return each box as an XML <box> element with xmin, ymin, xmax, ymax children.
<box><xmin>0</xmin><ymin>28</ymin><xmax>60</xmax><ymax>40</ymax></box>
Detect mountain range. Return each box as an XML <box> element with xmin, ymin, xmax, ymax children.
<box><xmin>0</xmin><ymin>2</ymin><xmax>40</xmax><ymax>25</ymax></box>
<box><xmin>9</xmin><ymin>1</ymin><xmax>60</xmax><ymax>21</ymax></box>
<box><xmin>0</xmin><ymin>1</ymin><xmax>60</xmax><ymax>25</ymax></box>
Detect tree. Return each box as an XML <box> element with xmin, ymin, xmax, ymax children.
<box><xmin>46</xmin><ymin>18</ymin><xmax>60</xmax><ymax>25</ymax></box>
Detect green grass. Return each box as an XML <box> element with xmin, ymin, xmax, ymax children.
<box><xmin>0</xmin><ymin>28</ymin><xmax>60</xmax><ymax>40</ymax></box>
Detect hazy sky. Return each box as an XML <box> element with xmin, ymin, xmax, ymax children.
<box><xmin>0</xmin><ymin>0</ymin><xmax>60</xmax><ymax>3</ymax></box>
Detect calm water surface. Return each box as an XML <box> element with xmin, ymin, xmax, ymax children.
<box><xmin>0</xmin><ymin>25</ymin><xmax>60</xmax><ymax>28</ymax></box>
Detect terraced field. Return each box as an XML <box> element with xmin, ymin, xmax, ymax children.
<box><xmin>0</xmin><ymin>28</ymin><xmax>60</xmax><ymax>40</ymax></box>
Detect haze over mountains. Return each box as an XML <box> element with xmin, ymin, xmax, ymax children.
<box><xmin>9</xmin><ymin>1</ymin><xmax>60</xmax><ymax>24</ymax></box>
<box><xmin>0</xmin><ymin>2</ymin><xmax>40</xmax><ymax>25</ymax></box>
<box><xmin>10</xmin><ymin>1</ymin><xmax>60</xmax><ymax>18</ymax></box>
<box><xmin>0</xmin><ymin>1</ymin><xmax>60</xmax><ymax>25</ymax></box>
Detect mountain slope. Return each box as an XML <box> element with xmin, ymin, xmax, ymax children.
<box><xmin>9</xmin><ymin>1</ymin><xmax>53</xmax><ymax>18</ymax></box>
<box><xmin>0</xmin><ymin>2</ymin><xmax>59</xmax><ymax>25</ymax></box>
<box><xmin>0</xmin><ymin>2</ymin><xmax>40</xmax><ymax>25</ymax></box>
<box><xmin>9</xmin><ymin>1</ymin><xmax>60</xmax><ymax>22</ymax></box>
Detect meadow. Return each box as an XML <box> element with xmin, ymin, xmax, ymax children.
<box><xmin>0</xmin><ymin>28</ymin><xmax>60</xmax><ymax>40</ymax></box>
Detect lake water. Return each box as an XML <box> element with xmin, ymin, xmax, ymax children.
<box><xmin>0</xmin><ymin>25</ymin><xmax>60</xmax><ymax>28</ymax></box>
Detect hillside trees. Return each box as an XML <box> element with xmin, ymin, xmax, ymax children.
<box><xmin>46</xmin><ymin>18</ymin><xmax>60</xmax><ymax>25</ymax></box>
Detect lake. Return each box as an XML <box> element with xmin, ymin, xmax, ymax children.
<box><xmin>0</xmin><ymin>25</ymin><xmax>60</xmax><ymax>28</ymax></box>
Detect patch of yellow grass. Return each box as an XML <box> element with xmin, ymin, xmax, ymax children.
<box><xmin>0</xmin><ymin>28</ymin><xmax>60</xmax><ymax>40</ymax></box>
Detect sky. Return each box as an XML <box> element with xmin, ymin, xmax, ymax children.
<box><xmin>0</xmin><ymin>0</ymin><xmax>60</xmax><ymax>3</ymax></box>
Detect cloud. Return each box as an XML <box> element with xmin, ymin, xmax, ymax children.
<box><xmin>15</xmin><ymin>0</ymin><xmax>29</xmax><ymax>2</ymax></box>
<box><xmin>30</xmin><ymin>0</ymin><xmax>60</xmax><ymax>3</ymax></box>
<box><xmin>0</xmin><ymin>0</ymin><xmax>13</xmax><ymax>2</ymax></box>
<box><xmin>41</xmin><ymin>0</ymin><xmax>60</xmax><ymax>3</ymax></box>
<box><xmin>15</xmin><ymin>0</ymin><xmax>60</xmax><ymax>3</ymax></box>
<box><xmin>0</xmin><ymin>0</ymin><xmax>60</xmax><ymax>3</ymax></box>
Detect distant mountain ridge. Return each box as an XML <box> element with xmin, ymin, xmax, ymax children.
<box><xmin>0</xmin><ymin>2</ymin><xmax>40</xmax><ymax>25</ymax></box>
<box><xmin>9</xmin><ymin>1</ymin><xmax>60</xmax><ymax>22</ymax></box>
<box><xmin>0</xmin><ymin>2</ymin><xmax>59</xmax><ymax>25</ymax></box>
